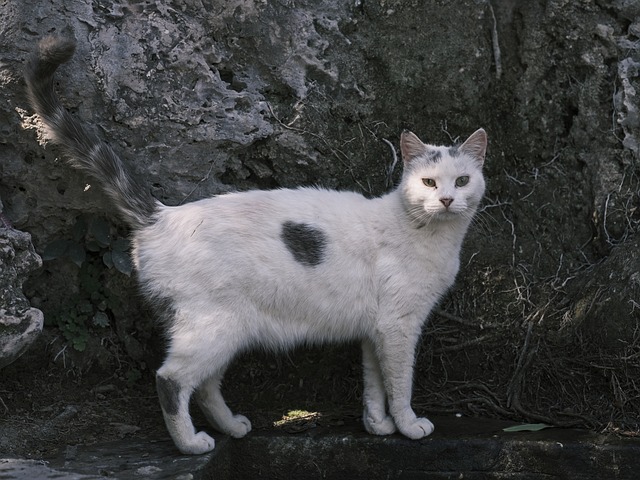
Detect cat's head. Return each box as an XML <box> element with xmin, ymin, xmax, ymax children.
<box><xmin>399</xmin><ymin>128</ymin><xmax>487</xmax><ymax>227</ymax></box>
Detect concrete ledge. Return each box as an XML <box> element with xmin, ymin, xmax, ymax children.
<box><xmin>2</xmin><ymin>416</ymin><xmax>639</xmax><ymax>479</ymax></box>
<box><xmin>210</xmin><ymin>416</ymin><xmax>640</xmax><ymax>479</ymax></box>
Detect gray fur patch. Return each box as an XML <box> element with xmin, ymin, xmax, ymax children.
<box><xmin>25</xmin><ymin>36</ymin><xmax>158</xmax><ymax>230</ymax></box>
<box><xmin>448</xmin><ymin>146</ymin><xmax>459</xmax><ymax>157</ymax></box>
<box><xmin>427</xmin><ymin>150</ymin><xmax>442</xmax><ymax>162</ymax></box>
<box><xmin>156</xmin><ymin>375</ymin><xmax>181</xmax><ymax>416</ymax></box>
<box><xmin>281</xmin><ymin>221</ymin><xmax>327</xmax><ymax>267</ymax></box>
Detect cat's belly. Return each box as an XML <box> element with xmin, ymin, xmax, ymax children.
<box><xmin>240</xmin><ymin>266</ymin><xmax>378</xmax><ymax>347</ymax></box>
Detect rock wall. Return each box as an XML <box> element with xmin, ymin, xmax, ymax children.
<box><xmin>0</xmin><ymin>0</ymin><xmax>638</xmax><ymax>429</ymax></box>
<box><xmin>0</xmin><ymin>220</ymin><xmax>43</xmax><ymax>369</ymax></box>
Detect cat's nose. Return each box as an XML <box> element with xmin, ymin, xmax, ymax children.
<box><xmin>440</xmin><ymin>197</ymin><xmax>454</xmax><ymax>208</ymax></box>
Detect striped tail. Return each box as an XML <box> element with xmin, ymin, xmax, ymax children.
<box><xmin>24</xmin><ymin>36</ymin><xmax>158</xmax><ymax>230</ymax></box>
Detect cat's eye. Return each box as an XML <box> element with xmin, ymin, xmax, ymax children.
<box><xmin>455</xmin><ymin>176</ymin><xmax>470</xmax><ymax>187</ymax></box>
<box><xmin>422</xmin><ymin>178</ymin><xmax>436</xmax><ymax>188</ymax></box>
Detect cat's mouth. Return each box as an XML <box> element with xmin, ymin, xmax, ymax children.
<box><xmin>436</xmin><ymin>206</ymin><xmax>460</xmax><ymax>215</ymax></box>
<box><xmin>434</xmin><ymin>207</ymin><xmax>468</xmax><ymax>220</ymax></box>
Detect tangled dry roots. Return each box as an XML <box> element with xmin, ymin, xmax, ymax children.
<box><xmin>414</xmin><ymin>229</ymin><xmax>640</xmax><ymax>435</ymax></box>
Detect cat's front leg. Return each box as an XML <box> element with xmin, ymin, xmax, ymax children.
<box><xmin>361</xmin><ymin>340</ymin><xmax>396</xmax><ymax>435</ymax></box>
<box><xmin>374</xmin><ymin>324</ymin><xmax>435</xmax><ymax>440</ymax></box>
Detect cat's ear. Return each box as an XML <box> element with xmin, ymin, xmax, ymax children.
<box><xmin>459</xmin><ymin>128</ymin><xmax>487</xmax><ymax>165</ymax></box>
<box><xmin>400</xmin><ymin>130</ymin><xmax>428</xmax><ymax>165</ymax></box>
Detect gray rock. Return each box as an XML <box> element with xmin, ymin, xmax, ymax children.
<box><xmin>0</xmin><ymin>459</ymin><xmax>98</xmax><ymax>480</ymax></box>
<box><xmin>29</xmin><ymin>436</ymin><xmax>216</xmax><ymax>480</ymax></box>
<box><xmin>0</xmin><ymin>307</ymin><xmax>44</xmax><ymax>370</ymax></box>
<box><xmin>0</xmin><ymin>226</ymin><xmax>44</xmax><ymax>369</ymax></box>
<box><xmin>616</xmin><ymin>57</ymin><xmax>640</xmax><ymax>153</ymax></box>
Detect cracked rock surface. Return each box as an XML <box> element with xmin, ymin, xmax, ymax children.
<box><xmin>0</xmin><ymin>220</ymin><xmax>43</xmax><ymax>370</ymax></box>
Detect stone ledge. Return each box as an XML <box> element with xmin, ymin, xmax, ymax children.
<box><xmin>1</xmin><ymin>437</ymin><xmax>217</xmax><ymax>480</ymax></box>
<box><xmin>210</xmin><ymin>416</ymin><xmax>640</xmax><ymax>480</ymax></box>
<box><xmin>2</xmin><ymin>416</ymin><xmax>639</xmax><ymax>479</ymax></box>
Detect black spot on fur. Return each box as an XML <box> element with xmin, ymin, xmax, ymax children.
<box><xmin>156</xmin><ymin>375</ymin><xmax>181</xmax><ymax>416</ymax></box>
<box><xmin>281</xmin><ymin>221</ymin><xmax>327</xmax><ymax>267</ymax></box>
<box><xmin>427</xmin><ymin>150</ymin><xmax>442</xmax><ymax>162</ymax></box>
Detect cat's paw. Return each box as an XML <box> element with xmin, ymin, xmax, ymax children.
<box><xmin>224</xmin><ymin>414</ymin><xmax>252</xmax><ymax>438</ymax></box>
<box><xmin>397</xmin><ymin>417</ymin><xmax>434</xmax><ymax>440</ymax></box>
<box><xmin>363</xmin><ymin>411</ymin><xmax>397</xmax><ymax>436</ymax></box>
<box><xmin>176</xmin><ymin>431</ymin><xmax>216</xmax><ymax>455</ymax></box>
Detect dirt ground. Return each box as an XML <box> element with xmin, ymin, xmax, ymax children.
<box><xmin>0</xmin><ymin>330</ymin><xmax>162</xmax><ymax>459</ymax></box>
<box><xmin>0</xmin><ymin>326</ymin><xmax>368</xmax><ymax>459</ymax></box>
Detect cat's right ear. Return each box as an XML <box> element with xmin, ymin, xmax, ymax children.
<box><xmin>459</xmin><ymin>128</ymin><xmax>487</xmax><ymax>165</ymax></box>
<box><xmin>400</xmin><ymin>131</ymin><xmax>428</xmax><ymax>165</ymax></box>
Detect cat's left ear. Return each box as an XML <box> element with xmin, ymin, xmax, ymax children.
<box><xmin>459</xmin><ymin>128</ymin><xmax>487</xmax><ymax>165</ymax></box>
<box><xmin>400</xmin><ymin>130</ymin><xmax>428</xmax><ymax>165</ymax></box>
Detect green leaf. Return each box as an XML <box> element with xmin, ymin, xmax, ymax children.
<box><xmin>111</xmin><ymin>237</ymin><xmax>130</xmax><ymax>253</ymax></box>
<box><xmin>42</xmin><ymin>239</ymin><xmax>71</xmax><ymax>260</ymax></box>
<box><xmin>89</xmin><ymin>217</ymin><xmax>111</xmax><ymax>247</ymax></box>
<box><xmin>102</xmin><ymin>251</ymin><xmax>114</xmax><ymax>269</ymax></box>
<box><xmin>85</xmin><ymin>240</ymin><xmax>102</xmax><ymax>252</ymax></box>
<box><xmin>503</xmin><ymin>423</ymin><xmax>552</xmax><ymax>432</ymax></box>
<box><xmin>67</xmin><ymin>242</ymin><xmax>87</xmax><ymax>267</ymax></box>
<box><xmin>78</xmin><ymin>301</ymin><xmax>93</xmax><ymax>314</ymax></box>
<box><xmin>72</xmin><ymin>336</ymin><xmax>87</xmax><ymax>352</ymax></box>
<box><xmin>112</xmin><ymin>250</ymin><xmax>133</xmax><ymax>276</ymax></box>
<box><xmin>93</xmin><ymin>312</ymin><xmax>110</xmax><ymax>328</ymax></box>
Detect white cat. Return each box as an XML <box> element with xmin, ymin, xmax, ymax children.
<box><xmin>25</xmin><ymin>36</ymin><xmax>487</xmax><ymax>455</ymax></box>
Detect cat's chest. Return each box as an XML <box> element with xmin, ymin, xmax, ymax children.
<box><xmin>375</xmin><ymin>231</ymin><xmax>461</xmax><ymax>291</ymax></box>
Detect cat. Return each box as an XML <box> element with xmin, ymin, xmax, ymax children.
<box><xmin>25</xmin><ymin>35</ymin><xmax>487</xmax><ymax>455</ymax></box>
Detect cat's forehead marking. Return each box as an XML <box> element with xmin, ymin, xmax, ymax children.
<box><xmin>281</xmin><ymin>221</ymin><xmax>327</xmax><ymax>267</ymax></box>
<box><xmin>414</xmin><ymin>145</ymin><xmax>480</xmax><ymax>174</ymax></box>
<box><xmin>410</xmin><ymin>146</ymin><xmax>467</xmax><ymax>174</ymax></box>
<box><xmin>426</xmin><ymin>149</ymin><xmax>442</xmax><ymax>162</ymax></box>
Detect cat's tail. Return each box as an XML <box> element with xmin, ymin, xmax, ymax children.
<box><xmin>24</xmin><ymin>35</ymin><xmax>159</xmax><ymax>230</ymax></box>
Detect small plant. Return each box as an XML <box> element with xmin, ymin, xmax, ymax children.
<box><xmin>57</xmin><ymin>310</ymin><xmax>91</xmax><ymax>352</ymax></box>
<box><xmin>42</xmin><ymin>215</ymin><xmax>133</xmax><ymax>275</ymax></box>
<box><xmin>43</xmin><ymin>215</ymin><xmax>132</xmax><ymax>351</ymax></box>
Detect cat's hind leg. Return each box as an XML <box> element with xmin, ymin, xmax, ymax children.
<box><xmin>156</xmin><ymin>367</ymin><xmax>216</xmax><ymax>455</ymax></box>
<box><xmin>361</xmin><ymin>340</ymin><xmax>396</xmax><ymax>435</ymax></box>
<box><xmin>195</xmin><ymin>372</ymin><xmax>252</xmax><ymax>438</ymax></box>
<box><xmin>156</xmin><ymin>319</ymin><xmax>244</xmax><ymax>454</ymax></box>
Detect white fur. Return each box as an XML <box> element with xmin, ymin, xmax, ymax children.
<box><xmin>143</xmin><ymin>129</ymin><xmax>486</xmax><ymax>454</ymax></box>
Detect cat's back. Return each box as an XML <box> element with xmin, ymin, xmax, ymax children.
<box><xmin>206</xmin><ymin>186</ymin><xmax>372</xmax><ymax>222</ymax></box>
<box><xmin>158</xmin><ymin>186</ymin><xmax>376</xmax><ymax>236</ymax></box>
<box><xmin>133</xmin><ymin>186</ymin><xmax>386</xmax><ymax>276</ymax></box>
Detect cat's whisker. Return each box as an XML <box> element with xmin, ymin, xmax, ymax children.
<box><xmin>469</xmin><ymin>209</ymin><xmax>500</xmax><ymax>235</ymax></box>
<box><xmin>406</xmin><ymin>205</ymin><xmax>431</xmax><ymax>227</ymax></box>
